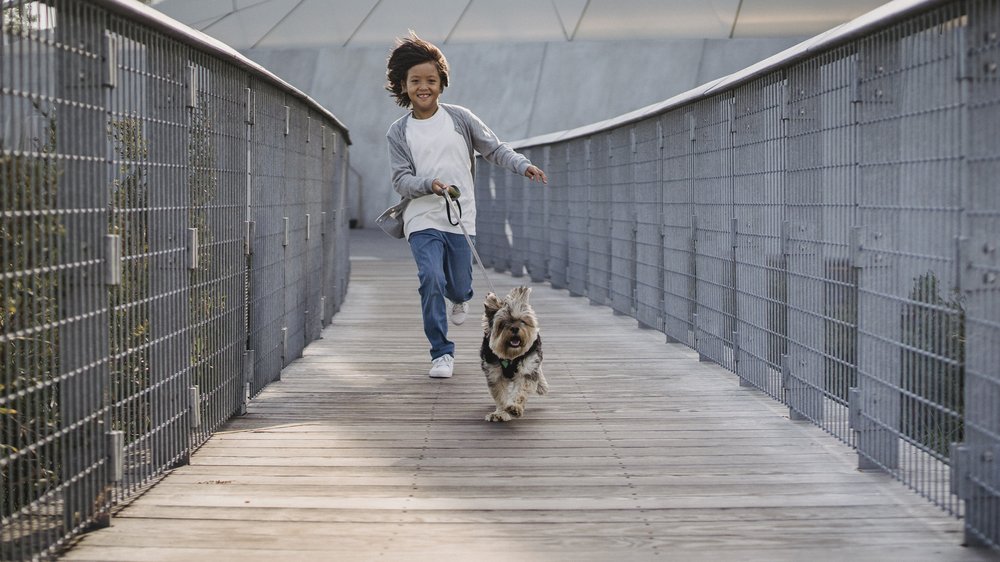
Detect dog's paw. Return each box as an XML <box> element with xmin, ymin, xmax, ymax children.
<box><xmin>486</xmin><ymin>410</ymin><xmax>512</xmax><ymax>422</ymax></box>
<box><xmin>504</xmin><ymin>404</ymin><xmax>524</xmax><ymax>418</ymax></box>
<box><xmin>536</xmin><ymin>381</ymin><xmax>548</xmax><ymax>395</ymax></box>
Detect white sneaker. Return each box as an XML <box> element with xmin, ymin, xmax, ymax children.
<box><xmin>450</xmin><ymin>300</ymin><xmax>469</xmax><ymax>326</ymax></box>
<box><xmin>429</xmin><ymin>354</ymin><xmax>454</xmax><ymax>378</ymax></box>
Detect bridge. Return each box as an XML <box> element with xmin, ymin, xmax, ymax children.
<box><xmin>60</xmin><ymin>230</ymin><xmax>984</xmax><ymax>560</ymax></box>
<box><xmin>2</xmin><ymin>0</ymin><xmax>998</xmax><ymax>560</ymax></box>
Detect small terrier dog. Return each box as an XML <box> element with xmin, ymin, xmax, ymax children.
<box><xmin>480</xmin><ymin>286</ymin><xmax>548</xmax><ymax>422</ymax></box>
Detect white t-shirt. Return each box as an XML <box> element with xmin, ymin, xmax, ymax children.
<box><xmin>403</xmin><ymin>109</ymin><xmax>476</xmax><ymax>238</ymax></box>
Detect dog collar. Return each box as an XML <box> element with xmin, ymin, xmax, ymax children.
<box><xmin>500</xmin><ymin>359</ymin><xmax>510</xmax><ymax>368</ymax></box>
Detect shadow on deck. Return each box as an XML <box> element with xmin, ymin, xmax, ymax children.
<box><xmin>62</xmin><ymin>229</ymin><xmax>990</xmax><ymax>561</ymax></box>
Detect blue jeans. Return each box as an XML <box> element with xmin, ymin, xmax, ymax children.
<box><xmin>408</xmin><ymin>229</ymin><xmax>474</xmax><ymax>360</ymax></box>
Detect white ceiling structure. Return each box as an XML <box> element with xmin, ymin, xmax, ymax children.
<box><xmin>151</xmin><ymin>0</ymin><xmax>893</xmax><ymax>49</ymax></box>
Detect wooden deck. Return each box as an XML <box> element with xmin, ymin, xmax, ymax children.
<box><xmin>63</xmin><ymin>229</ymin><xmax>990</xmax><ymax>561</ymax></box>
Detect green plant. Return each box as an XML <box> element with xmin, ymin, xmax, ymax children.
<box><xmin>900</xmin><ymin>271</ymin><xmax>965</xmax><ymax>459</ymax></box>
<box><xmin>2</xmin><ymin>2</ymin><xmax>37</xmax><ymax>37</ymax></box>
<box><xmin>0</xmin><ymin>103</ymin><xmax>63</xmax><ymax>521</ymax></box>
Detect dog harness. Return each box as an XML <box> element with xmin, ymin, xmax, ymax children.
<box><xmin>480</xmin><ymin>335</ymin><xmax>542</xmax><ymax>379</ymax></box>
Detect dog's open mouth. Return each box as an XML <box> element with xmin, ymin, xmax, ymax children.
<box><xmin>508</xmin><ymin>336</ymin><xmax>523</xmax><ymax>348</ymax></box>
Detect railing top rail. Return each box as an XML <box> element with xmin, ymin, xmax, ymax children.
<box><xmin>88</xmin><ymin>0</ymin><xmax>351</xmax><ymax>144</ymax></box>
<box><xmin>508</xmin><ymin>0</ymin><xmax>950</xmax><ymax>150</ymax></box>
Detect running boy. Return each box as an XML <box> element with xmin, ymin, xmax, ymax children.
<box><xmin>385</xmin><ymin>32</ymin><xmax>547</xmax><ymax>378</ymax></box>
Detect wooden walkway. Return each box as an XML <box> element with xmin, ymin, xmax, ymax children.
<box><xmin>63</xmin><ymin>230</ymin><xmax>990</xmax><ymax>561</ymax></box>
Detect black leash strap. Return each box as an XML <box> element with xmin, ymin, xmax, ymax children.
<box><xmin>445</xmin><ymin>193</ymin><xmax>462</xmax><ymax>226</ymax></box>
<box><xmin>443</xmin><ymin>187</ymin><xmax>496</xmax><ymax>296</ymax></box>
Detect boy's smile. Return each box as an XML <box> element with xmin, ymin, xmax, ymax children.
<box><xmin>404</xmin><ymin>61</ymin><xmax>441</xmax><ymax>119</ymax></box>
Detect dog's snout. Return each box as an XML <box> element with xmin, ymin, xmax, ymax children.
<box><xmin>510</xmin><ymin>326</ymin><xmax>519</xmax><ymax>334</ymax></box>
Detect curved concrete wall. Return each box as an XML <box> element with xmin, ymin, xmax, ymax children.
<box><xmin>242</xmin><ymin>37</ymin><xmax>804</xmax><ymax>228</ymax></box>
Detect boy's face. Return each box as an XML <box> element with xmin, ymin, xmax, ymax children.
<box><xmin>403</xmin><ymin>61</ymin><xmax>441</xmax><ymax>118</ymax></box>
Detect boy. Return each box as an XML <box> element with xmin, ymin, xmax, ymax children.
<box><xmin>385</xmin><ymin>32</ymin><xmax>547</xmax><ymax>378</ymax></box>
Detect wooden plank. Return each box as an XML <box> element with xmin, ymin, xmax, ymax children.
<box><xmin>61</xmin><ymin>544</ymin><xmax>984</xmax><ymax>562</ymax></box>
<box><xmin>111</xmin><ymin>503</ymin><xmax>964</xmax><ymax>525</ymax></box>
<box><xmin>63</xmin><ymin>229</ymin><xmax>987</xmax><ymax>561</ymax></box>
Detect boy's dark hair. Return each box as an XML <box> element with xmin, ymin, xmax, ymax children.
<box><xmin>385</xmin><ymin>31</ymin><xmax>449</xmax><ymax>108</ymax></box>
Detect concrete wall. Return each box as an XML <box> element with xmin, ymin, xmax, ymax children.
<box><xmin>242</xmin><ymin>37</ymin><xmax>804</xmax><ymax>228</ymax></box>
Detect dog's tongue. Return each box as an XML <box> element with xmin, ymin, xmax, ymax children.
<box><xmin>510</xmin><ymin>337</ymin><xmax>522</xmax><ymax>347</ymax></box>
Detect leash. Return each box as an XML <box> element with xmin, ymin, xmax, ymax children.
<box><xmin>443</xmin><ymin>186</ymin><xmax>497</xmax><ymax>296</ymax></box>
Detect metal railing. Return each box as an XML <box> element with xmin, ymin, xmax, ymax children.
<box><xmin>1</xmin><ymin>1</ymin><xmax>351</xmax><ymax>559</ymax></box>
<box><xmin>476</xmin><ymin>0</ymin><xmax>999</xmax><ymax>549</ymax></box>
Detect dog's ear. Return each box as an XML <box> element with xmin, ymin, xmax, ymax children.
<box><xmin>483</xmin><ymin>292</ymin><xmax>503</xmax><ymax>319</ymax></box>
<box><xmin>508</xmin><ymin>286</ymin><xmax>532</xmax><ymax>305</ymax></box>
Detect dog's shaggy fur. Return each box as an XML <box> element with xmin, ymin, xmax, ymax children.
<box><xmin>480</xmin><ymin>286</ymin><xmax>548</xmax><ymax>422</ymax></box>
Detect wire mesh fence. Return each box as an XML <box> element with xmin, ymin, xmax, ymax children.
<box><xmin>476</xmin><ymin>0</ymin><xmax>998</xmax><ymax>550</ymax></box>
<box><xmin>1</xmin><ymin>1</ymin><xmax>351</xmax><ymax>559</ymax></box>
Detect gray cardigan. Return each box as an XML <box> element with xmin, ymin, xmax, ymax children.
<box><xmin>386</xmin><ymin>103</ymin><xmax>532</xmax><ymax>200</ymax></box>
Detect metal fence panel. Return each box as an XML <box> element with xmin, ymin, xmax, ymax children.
<box><xmin>186</xmin><ymin>53</ymin><xmax>248</xmax><ymax>445</ymax></box>
<box><xmin>566</xmin><ymin>138</ymin><xmax>589</xmax><ymax>296</ymax></box>
<box><xmin>784</xmin><ymin>49</ymin><xmax>859</xmax><ymax>438</ymax></box>
<box><xmin>854</xmin><ymin>6</ymin><xmax>966</xmax><ymax>517</ymax></box>
<box><xmin>146</xmin><ymin>32</ymin><xmax>194</xmax><ymax>479</ymax></box>
<box><xmin>282</xmin><ymin>101</ymin><xmax>308</xmax><ymax>365</ymax></box>
<box><xmin>482</xmin><ymin>164</ymin><xmax>508</xmax><ymax>272</ymax></box>
<box><xmin>508</xmin><ymin>148</ymin><xmax>529</xmax><ymax>279</ymax></box>
<box><xmin>635</xmin><ymin>119</ymin><xmax>665</xmax><ymax>331</ymax></box>
<box><xmin>473</xmin><ymin>159</ymin><xmax>493</xmax><ymax>269</ymax></box>
<box><xmin>732</xmin><ymin>76</ymin><xmax>786</xmax><ymax>398</ymax></box>
<box><xmin>320</xmin><ymin>127</ymin><xmax>333</xmax><ymax>326</ymax></box>
<box><xmin>609</xmin><ymin>127</ymin><xmax>637</xmax><ymax>316</ymax></box>
<box><xmin>302</xmin><ymin>112</ymin><xmax>325</xmax><ymax>344</ymax></box>
<box><xmin>329</xmin><ymin>139</ymin><xmax>350</xmax><ymax>317</ymax></box>
<box><xmin>588</xmin><ymin>133</ymin><xmax>612</xmax><ymax>306</ymax></box>
<box><xmin>523</xmin><ymin>146</ymin><xmax>549</xmax><ymax>283</ymax></box>
<box><xmin>249</xmin><ymin>83</ymin><xmax>286</xmax><ymax>395</ymax></box>
<box><xmin>1</xmin><ymin>2</ymin><xmax>351</xmax><ymax>558</ymax></box>
<box><xmin>692</xmin><ymin>97</ymin><xmax>737</xmax><ymax>369</ymax></box>
<box><xmin>547</xmin><ymin>143</ymin><xmax>569</xmax><ymax>289</ymax></box>
<box><xmin>661</xmin><ymin>112</ymin><xmax>697</xmax><ymax>344</ymax></box>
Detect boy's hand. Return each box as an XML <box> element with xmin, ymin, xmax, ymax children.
<box><xmin>525</xmin><ymin>165</ymin><xmax>547</xmax><ymax>184</ymax></box>
<box><xmin>431</xmin><ymin>181</ymin><xmax>460</xmax><ymax>199</ymax></box>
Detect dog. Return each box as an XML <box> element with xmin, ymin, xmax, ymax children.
<box><xmin>480</xmin><ymin>286</ymin><xmax>548</xmax><ymax>422</ymax></box>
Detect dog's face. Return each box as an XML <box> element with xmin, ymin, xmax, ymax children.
<box><xmin>483</xmin><ymin>286</ymin><xmax>539</xmax><ymax>361</ymax></box>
